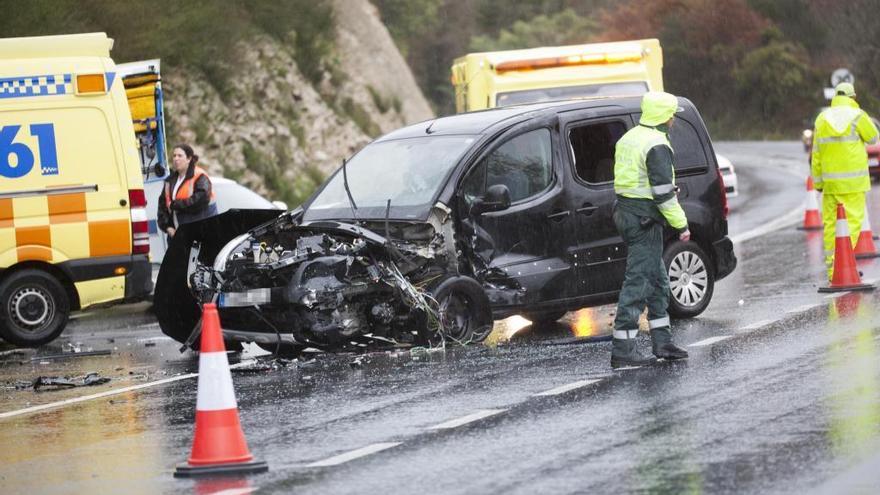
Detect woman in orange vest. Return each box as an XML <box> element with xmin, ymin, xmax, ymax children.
<box><xmin>157</xmin><ymin>144</ymin><xmax>218</xmax><ymax>239</ymax></box>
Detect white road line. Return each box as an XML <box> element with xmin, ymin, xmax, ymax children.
<box><xmin>824</xmin><ymin>292</ymin><xmax>850</xmax><ymax>299</ymax></box>
<box><xmin>533</xmin><ymin>379</ymin><xmax>601</xmax><ymax>397</ymax></box>
<box><xmin>688</xmin><ymin>336</ymin><xmax>732</xmax><ymax>347</ymax></box>
<box><xmin>427</xmin><ymin>409</ymin><xmax>507</xmax><ymax>430</ymax></box>
<box><xmin>730</xmin><ymin>199</ymin><xmax>805</xmax><ymax>245</ymax></box>
<box><xmin>786</xmin><ymin>304</ymin><xmax>819</xmax><ymax>314</ymax></box>
<box><xmin>306</xmin><ymin>442</ymin><xmax>401</xmax><ymax>468</ymax></box>
<box><xmin>0</xmin><ymin>360</ymin><xmax>256</xmax><ymax>421</ymax></box>
<box><xmin>211</xmin><ymin>489</ymin><xmax>258</xmax><ymax>495</ymax></box>
<box><xmin>738</xmin><ymin>319</ymin><xmax>776</xmax><ymax>332</ymax></box>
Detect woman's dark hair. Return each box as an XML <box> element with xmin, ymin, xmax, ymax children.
<box><xmin>173</xmin><ymin>143</ymin><xmax>199</xmax><ymax>167</ymax></box>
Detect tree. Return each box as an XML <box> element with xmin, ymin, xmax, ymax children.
<box><xmin>469</xmin><ymin>9</ymin><xmax>597</xmax><ymax>51</ymax></box>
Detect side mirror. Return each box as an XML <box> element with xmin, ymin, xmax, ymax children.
<box><xmin>472</xmin><ymin>184</ymin><xmax>511</xmax><ymax>214</ymax></box>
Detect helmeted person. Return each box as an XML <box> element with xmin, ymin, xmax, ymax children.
<box><xmin>812</xmin><ymin>82</ymin><xmax>880</xmax><ymax>279</ymax></box>
<box><xmin>157</xmin><ymin>144</ymin><xmax>218</xmax><ymax>240</ymax></box>
<box><xmin>610</xmin><ymin>91</ymin><xmax>690</xmax><ymax>368</ymax></box>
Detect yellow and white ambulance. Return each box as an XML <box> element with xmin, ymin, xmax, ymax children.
<box><xmin>0</xmin><ymin>33</ymin><xmax>152</xmax><ymax>346</ymax></box>
<box><xmin>451</xmin><ymin>39</ymin><xmax>663</xmax><ymax>113</ymax></box>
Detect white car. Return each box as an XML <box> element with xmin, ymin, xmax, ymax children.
<box><xmin>144</xmin><ymin>177</ymin><xmax>286</xmax><ymax>264</ymax></box>
<box><xmin>715</xmin><ymin>153</ymin><xmax>738</xmax><ymax>198</ymax></box>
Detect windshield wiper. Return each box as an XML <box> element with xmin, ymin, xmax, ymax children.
<box><xmin>342</xmin><ymin>157</ymin><xmax>358</xmax><ymax>220</ymax></box>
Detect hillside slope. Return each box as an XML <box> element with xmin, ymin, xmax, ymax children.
<box><xmin>163</xmin><ymin>0</ymin><xmax>434</xmax><ymax>206</ymax></box>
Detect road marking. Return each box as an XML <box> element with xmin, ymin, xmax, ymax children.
<box><xmin>730</xmin><ymin>199</ymin><xmax>804</xmax><ymax>244</ymax></box>
<box><xmin>533</xmin><ymin>379</ymin><xmax>602</xmax><ymax>397</ymax></box>
<box><xmin>0</xmin><ymin>360</ymin><xmax>255</xmax><ymax>421</ymax></box>
<box><xmin>824</xmin><ymin>292</ymin><xmax>850</xmax><ymax>299</ymax></box>
<box><xmin>688</xmin><ymin>336</ymin><xmax>732</xmax><ymax>347</ymax></box>
<box><xmin>427</xmin><ymin>409</ymin><xmax>507</xmax><ymax>430</ymax></box>
<box><xmin>211</xmin><ymin>489</ymin><xmax>258</xmax><ymax>495</ymax></box>
<box><xmin>738</xmin><ymin>319</ymin><xmax>776</xmax><ymax>332</ymax></box>
<box><xmin>786</xmin><ymin>304</ymin><xmax>819</xmax><ymax>314</ymax></box>
<box><xmin>306</xmin><ymin>442</ymin><xmax>401</xmax><ymax>467</ymax></box>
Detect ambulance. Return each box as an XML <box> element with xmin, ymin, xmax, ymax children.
<box><xmin>0</xmin><ymin>33</ymin><xmax>152</xmax><ymax>346</ymax></box>
<box><xmin>451</xmin><ymin>39</ymin><xmax>663</xmax><ymax>113</ymax></box>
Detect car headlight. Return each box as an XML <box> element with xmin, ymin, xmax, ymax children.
<box><xmin>213</xmin><ymin>233</ymin><xmax>252</xmax><ymax>272</ymax></box>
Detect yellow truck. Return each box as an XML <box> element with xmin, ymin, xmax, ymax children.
<box><xmin>451</xmin><ymin>39</ymin><xmax>663</xmax><ymax>113</ymax></box>
<box><xmin>0</xmin><ymin>33</ymin><xmax>152</xmax><ymax>346</ymax></box>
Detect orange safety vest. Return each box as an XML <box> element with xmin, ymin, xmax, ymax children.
<box><xmin>165</xmin><ymin>166</ymin><xmax>216</xmax><ymax>209</ymax></box>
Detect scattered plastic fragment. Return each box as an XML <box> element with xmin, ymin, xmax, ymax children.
<box><xmin>26</xmin><ymin>372</ymin><xmax>111</xmax><ymax>391</ymax></box>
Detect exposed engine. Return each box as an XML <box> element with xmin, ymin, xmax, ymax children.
<box><xmin>185</xmin><ymin>208</ymin><xmax>489</xmax><ymax>353</ymax></box>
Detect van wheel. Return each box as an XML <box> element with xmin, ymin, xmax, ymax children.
<box><xmin>0</xmin><ymin>269</ymin><xmax>70</xmax><ymax>346</ymax></box>
<box><xmin>664</xmin><ymin>241</ymin><xmax>714</xmax><ymax>319</ymax></box>
<box><xmin>430</xmin><ymin>276</ymin><xmax>493</xmax><ymax>344</ymax></box>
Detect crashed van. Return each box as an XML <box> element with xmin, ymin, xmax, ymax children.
<box><xmin>155</xmin><ymin>97</ymin><xmax>736</xmax><ymax>354</ymax></box>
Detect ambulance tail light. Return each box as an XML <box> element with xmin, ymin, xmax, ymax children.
<box><xmin>716</xmin><ymin>167</ymin><xmax>729</xmax><ymax>219</ymax></box>
<box><xmin>494</xmin><ymin>51</ymin><xmax>643</xmax><ymax>73</ymax></box>
<box><xmin>129</xmin><ymin>189</ymin><xmax>150</xmax><ymax>255</ymax></box>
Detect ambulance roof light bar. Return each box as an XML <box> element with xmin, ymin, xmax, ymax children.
<box><xmin>493</xmin><ymin>50</ymin><xmax>645</xmax><ymax>73</ymax></box>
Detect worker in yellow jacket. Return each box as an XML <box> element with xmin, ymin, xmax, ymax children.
<box><xmin>812</xmin><ymin>82</ymin><xmax>879</xmax><ymax>279</ymax></box>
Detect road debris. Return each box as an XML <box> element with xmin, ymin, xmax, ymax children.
<box><xmin>29</xmin><ymin>350</ymin><xmax>112</xmax><ymax>361</ymax></box>
<box><xmin>15</xmin><ymin>372</ymin><xmax>112</xmax><ymax>391</ymax></box>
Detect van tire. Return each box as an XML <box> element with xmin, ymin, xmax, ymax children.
<box><xmin>430</xmin><ymin>276</ymin><xmax>493</xmax><ymax>344</ymax></box>
<box><xmin>664</xmin><ymin>241</ymin><xmax>714</xmax><ymax>319</ymax></box>
<box><xmin>0</xmin><ymin>269</ymin><xmax>70</xmax><ymax>346</ymax></box>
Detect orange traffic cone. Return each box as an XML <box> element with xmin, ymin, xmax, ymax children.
<box><xmin>798</xmin><ymin>177</ymin><xmax>823</xmax><ymax>231</ymax></box>
<box><xmin>819</xmin><ymin>204</ymin><xmax>876</xmax><ymax>293</ymax></box>
<box><xmin>854</xmin><ymin>209</ymin><xmax>880</xmax><ymax>259</ymax></box>
<box><xmin>174</xmin><ymin>303</ymin><xmax>268</xmax><ymax>477</ymax></box>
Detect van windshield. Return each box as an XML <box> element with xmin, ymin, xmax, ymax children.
<box><xmin>304</xmin><ymin>135</ymin><xmax>476</xmax><ymax>221</ymax></box>
<box><xmin>497</xmin><ymin>81</ymin><xmax>648</xmax><ymax>107</ymax></box>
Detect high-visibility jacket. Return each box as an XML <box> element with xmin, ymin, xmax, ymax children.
<box><xmin>614</xmin><ymin>124</ymin><xmax>688</xmax><ymax>230</ymax></box>
<box><xmin>158</xmin><ymin>165</ymin><xmax>217</xmax><ymax>231</ymax></box>
<box><xmin>811</xmin><ymin>95</ymin><xmax>879</xmax><ymax>194</ymax></box>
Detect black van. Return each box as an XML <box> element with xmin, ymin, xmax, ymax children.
<box><xmin>155</xmin><ymin>97</ymin><xmax>736</xmax><ymax>353</ymax></box>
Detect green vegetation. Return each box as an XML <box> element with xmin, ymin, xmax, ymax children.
<box><xmin>341</xmin><ymin>97</ymin><xmax>381</xmax><ymax>137</ymax></box>
<box><xmin>1</xmin><ymin>0</ymin><xmax>336</xmax><ymax>98</ymax></box>
<box><xmin>376</xmin><ymin>0</ymin><xmax>878</xmax><ymax>138</ymax></box>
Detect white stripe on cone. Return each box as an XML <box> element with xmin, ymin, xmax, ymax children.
<box><xmin>807</xmin><ymin>188</ymin><xmax>819</xmax><ymax>210</ymax></box>
<box><xmin>862</xmin><ymin>211</ymin><xmax>872</xmax><ymax>232</ymax></box>
<box><xmin>836</xmin><ymin>219</ymin><xmax>850</xmax><ymax>238</ymax></box>
<box><xmin>196</xmin><ymin>351</ymin><xmax>238</xmax><ymax>411</ymax></box>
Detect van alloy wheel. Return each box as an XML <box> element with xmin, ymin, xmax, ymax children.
<box><xmin>668</xmin><ymin>251</ymin><xmax>708</xmax><ymax>308</ymax></box>
<box><xmin>663</xmin><ymin>240</ymin><xmax>715</xmax><ymax>319</ymax></box>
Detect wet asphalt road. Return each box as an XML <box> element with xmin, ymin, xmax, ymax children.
<box><xmin>4</xmin><ymin>141</ymin><xmax>880</xmax><ymax>494</ymax></box>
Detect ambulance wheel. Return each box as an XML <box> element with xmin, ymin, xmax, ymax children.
<box><xmin>664</xmin><ymin>241</ymin><xmax>714</xmax><ymax>319</ymax></box>
<box><xmin>0</xmin><ymin>269</ymin><xmax>70</xmax><ymax>347</ymax></box>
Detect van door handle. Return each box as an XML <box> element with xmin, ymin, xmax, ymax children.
<box><xmin>547</xmin><ymin>210</ymin><xmax>571</xmax><ymax>221</ymax></box>
<box><xmin>577</xmin><ymin>204</ymin><xmax>599</xmax><ymax>215</ymax></box>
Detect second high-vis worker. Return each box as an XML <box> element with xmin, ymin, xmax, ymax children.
<box><xmin>812</xmin><ymin>82</ymin><xmax>880</xmax><ymax>280</ymax></box>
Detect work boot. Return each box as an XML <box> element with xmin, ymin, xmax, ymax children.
<box><xmin>611</xmin><ymin>336</ymin><xmax>656</xmax><ymax>368</ymax></box>
<box><xmin>651</xmin><ymin>327</ymin><xmax>689</xmax><ymax>360</ymax></box>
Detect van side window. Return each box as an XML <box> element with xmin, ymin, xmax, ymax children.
<box><xmin>463</xmin><ymin>128</ymin><xmax>553</xmax><ymax>204</ymax></box>
<box><xmin>669</xmin><ymin>119</ymin><xmax>708</xmax><ymax>171</ymax></box>
<box><xmin>568</xmin><ymin>120</ymin><xmax>628</xmax><ymax>184</ymax></box>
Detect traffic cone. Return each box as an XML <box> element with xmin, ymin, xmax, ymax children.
<box><xmin>174</xmin><ymin>303</ymin><xmax>268</xmax><ymax>478</ymax></box>
<box><xmin>854</xmin><ymin>209</ymin><xmax>880</xmax><ymax>259</ymax></box>
<box><xmin>819</xmin><ymin>204</ymin><xmax>876</xmax><ymax>293</ymax></box>
<box><xmin>797</xmin><ymin>176</ymin><xmax>823</xmax><ymax>231</ymax></box>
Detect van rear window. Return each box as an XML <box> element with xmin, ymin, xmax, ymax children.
<box><xmin>668</xmin><ymin>118</ymin><xmax>709</xmax><ymax>173</ymax></box>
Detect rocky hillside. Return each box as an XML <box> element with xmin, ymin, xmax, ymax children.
<box><xmin>163</xmin><ymin>0</ymin><xmax>434</xmax><ymax>206</ymax></box>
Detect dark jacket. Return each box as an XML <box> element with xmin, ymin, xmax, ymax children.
<box><xmin>157</xmin><ymin>163</ymin><xmax>218</xmax><ymax>231</ymax></box>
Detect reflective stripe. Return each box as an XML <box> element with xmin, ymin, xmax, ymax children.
<box><xmin>836</xmin><ymin>219</ymin><xmax>850</xmax><ymax>237</ymax></box>
<box><xmin>617</xmin><ymin>186</ymin><xmax>652</xmax><ymax>197</ymax></box>
<box><xmin>817</xmin><ymin>125</ymin><xmax>860</xmax><ymax>144</ymax></box>
<box><xmin>868</xmin><ymin>136</ymin><xmax>879</xmax><ymax>145</ymax></box>
<box><xmin>822</xmin><ymin>170</ymin><xmax>868</xmax><ymax>180</ymax></box>
<box><xmin>613</xmin><ymin>329</ymin><xmax>639</xmax><ymax>340</ymax></box>
<box><xmin>657</xmin><ymin>197</ymin><xmax>679</xmax><ymax>211</ymax></box>
<box><xmin>651</xmin><ymin>184</ymin><xmax>675</xmax><ymax>195</ymax></box>
<box><xmin>648</xmin><ymin>316</ymin><xmax>670</xmax><ymax>329</ymax></box>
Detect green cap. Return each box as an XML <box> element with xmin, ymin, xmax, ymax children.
<box><xmin>639</xmin><ymin>91</ymin><xmax>683</xmax><ymax>126</ymax></box>
<box><xmin>835</xmin><ymin>82</ymin><xmax>855</xmax><ymax>97</ymax></box>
